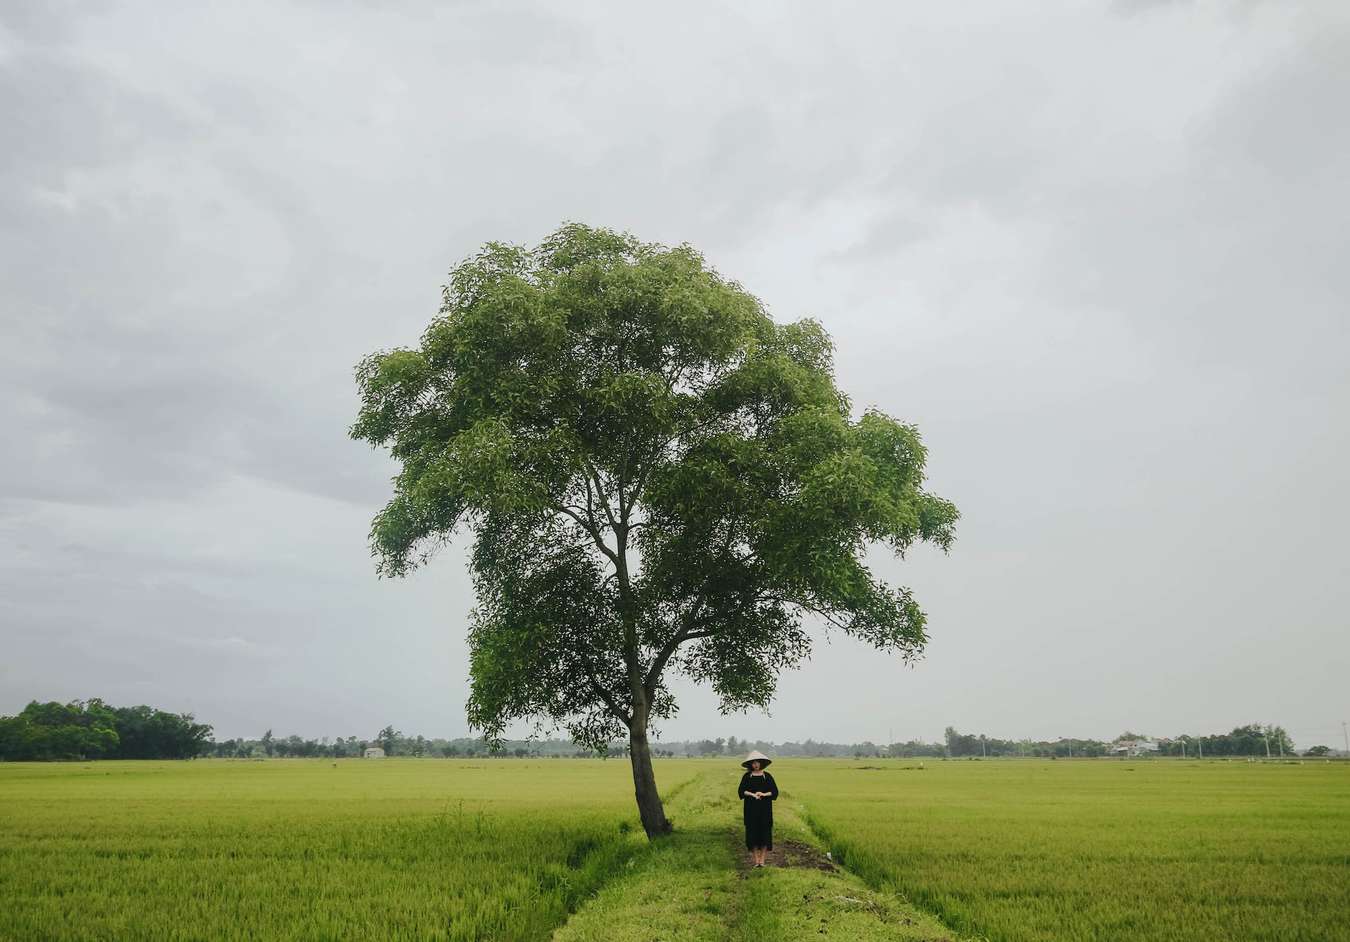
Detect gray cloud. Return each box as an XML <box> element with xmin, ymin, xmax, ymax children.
<box><xmin>1</xmin><ymin>2</ymin><xmax>1345</xmax><ymax>747</ymax></box>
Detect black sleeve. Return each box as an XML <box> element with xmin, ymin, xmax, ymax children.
<box><xmin>736</xmin><ymin>772</ymin><xmax>749</xmax><ymax>800</ymax></box>
<box><xmin>767</xmin><ymin>773</ymin><xmax>779</xmax><ymax>801</ymax></box>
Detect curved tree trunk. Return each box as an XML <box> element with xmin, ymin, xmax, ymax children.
<box><xmin>628</xmin><ymin>720</ymin><xmax>671</xmax><ymax>838</ymax></box>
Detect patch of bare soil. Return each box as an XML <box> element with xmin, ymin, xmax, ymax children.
<box><xmin>737</xmin><ymin>838</ymin><xmax>837</xmax><ymax>874</ymax></box>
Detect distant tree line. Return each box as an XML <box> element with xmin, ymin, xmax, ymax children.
<box><xmin>1152</xmin><ymin>724</ymin><xmax>1297</xmax><ymax>758</ymax></box>
<box><xmin>3</xmin><ymin>704</ymin><xmax>1327</xmax><ymax>761</ymax></box>
<box><xmin>0</xmin><ymin>700</ymin><xmax>212</xmax><ymax>761</ymax></box>
<box><xmin>661</xmin><ymin>725</ymin><xmax>1314</xmax><ymax>759</ymax></box>
<box><xmin>207</xmin><ymin>726</ymin><xmax>620</xmax><ymax>760</ymax></box>
<box><xmin>934</xmin><ymin>724</ymin><xmax>1300</xmax><ymax>759</ymax></box>
<box><xmin>645</xmin><ymin>735</ymin><xmax>777</xmax><ymax>759</ymax></box>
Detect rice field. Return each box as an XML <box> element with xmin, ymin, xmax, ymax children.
<box><xmin>0</xmin><ymin>758</ymin><xmax>698</xmax><ymax>941</ymax></box>
<box><xmin>792</xmin><ymin>758</ymin><xmax>1350</xmax><ymax>942</ymax></box>
<box><xmin>2</xmin><ymin>757</ymin><xmax>1346</xmax><ymax>941</ymax></box>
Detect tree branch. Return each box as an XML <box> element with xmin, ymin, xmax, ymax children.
<box><xmin>755</xmin><ymin>590</ymin><xmax>853</xmax><ymax>634</ymax></box>
<box><xmin>553</xmin><ymin>505</ymin><xmax>621</xmax><ymax>567</ymax></box>
<box><xmin>642</xmin><ymin>591</ymin><xmax>716</xmax><ymax>699</ymax></box>
<box><xmin>657</xmin><ymin>414</ymin><xmax>724</xmax><ymax>453</ymax></box>
<box><xmin>640</xmin><ymin>517</ymin><xmax>746</xmax><ymax>699</ymax></box>
<box><xmin>579</xmin><ymin>651</ymin><xmax>630</xmax><ymax>727</ymax></box>
<box><xmin>580</xmin><ymin>458</ymin><xmax>619</xmax><ymax>532</ymax></box>
<box><xmin>643</xmin><ymin>624</ymin><xmax>716</xmax><ymax>702</ymax></box>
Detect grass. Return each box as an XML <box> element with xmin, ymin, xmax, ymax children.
<box><xmin>791</xmin><ymin>758</ymin><xmax>1350</xmax><ymax>942</ymax></box>
<box><xmin>4</xmin><ymin>756</ymin><xmax>1345</xmax><ymax>941</ymax></box>
<box><xmin>0</xmin><ymin>758</ymin><xmax>698</xmax><ymax>941</ymax></box>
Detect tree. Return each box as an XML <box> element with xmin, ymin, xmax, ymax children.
<box><xmin>1264</xmin><ymin>724</ymin><xmax>1295</xmax><ymax>757</ymax></box>
<box><xmin>1189</xmin><ymin>724</ymin><xmax>1295</xmax><ymax>757</ymax></box>
<box><xmin>0</xmin><ymin>702</ymin><xmax>122</xmax><ymax>761</ymax></box>
<box><xmin>1305</xmin><ymin>745</ymin><xmax>1331</xmax><ymax>757</ymax></box>
<box><xmin>376</xmin><ymin>726</ymin><xmax>400</xmax><ymax>755</ymax></box>
<box><xmin>0</xmin><ymin>699</ymin><xmax>213</xmax><ymax>761</ymax></box>
<box><xmin>351</xmin><ymin>224</ymin><xmax>958</xmax><ymax>837</ymax></box>
<box><xmin>944</xmin><ymin>726</ymin><xmax>981</xmax><ymax>757</ymax></box>
<box><xmin>109</xmin><ymin>704</ymin><xmax>211</xmax><ymax>759</ymax></box>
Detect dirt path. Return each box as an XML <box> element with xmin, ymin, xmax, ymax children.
<box><xmin>734</xmin><ymin>836</ymin><xmax>838</xmax><ymax>873</ymax></box>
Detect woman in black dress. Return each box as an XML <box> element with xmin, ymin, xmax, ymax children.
<box><xmin>737</xmin><ymin>750</ymin><xmax>778</xmax><ymax>867</ymax></box>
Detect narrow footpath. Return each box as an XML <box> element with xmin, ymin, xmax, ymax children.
<box><xmin>552</xmin><ymin>769</ymin><xmax>965</xmax><ymax>942</ymax></box>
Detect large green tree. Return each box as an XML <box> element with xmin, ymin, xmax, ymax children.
<box><xmin>352</xmin><ymin>224</ymin><xmax>957</xmax><ymax>837</ymax></box>
<box><xmin>0</xmin><ymin>699</ymin><xmax>210</xmax><ymax>761</ymax></box>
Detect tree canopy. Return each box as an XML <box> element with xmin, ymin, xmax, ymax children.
<box><xmin>352</xmin><ymin>223</ymin><xmax>957</xmax><ymax>833</ymax></box>
<box><xmin>0</xmin><ymin>699</ymin><xmax>212</xmax><ymax>761</ymax></box>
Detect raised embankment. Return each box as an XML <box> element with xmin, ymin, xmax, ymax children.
<box><xmin>553</xmin><ymin>768</ymin><xmax>964</xmax><ymax>941</ymax></box>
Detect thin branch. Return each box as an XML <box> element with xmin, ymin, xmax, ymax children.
<box><xmin>755</xmin><ymin>590</ymin><xmax>852</xmax><ymax>633</ymax></box>
<box><xmin>579</xmin><ymin>651</ymin><xmax>630</xmax><ymax>727</ymax></box>
<box><xmin>553</xmin><ymin>505</ymin><xmax>620</xmax><ymax>566</ymax></box>
<box><xmin>641</xmin><ymin>618</ymin><xmax>727</xmax><ymax>700</ymax></box>
<box><xmin>657</xmin><ymin>414</ymin><xmax>724</xmax><ymax>452</ymax></box>
<box><xmin>642</xmin><ymin>595</ymin><xmax>714</xmax><ymax>698</ymax></box>
<box><xmin>640</xmin><ymin>517</ymin><xmax>746</xmax><ymax>698</ymax></box>
<box><xmin>580</xmin><ymin>458</ymin><xmax>619</xmax><ymax>532</ymax></box>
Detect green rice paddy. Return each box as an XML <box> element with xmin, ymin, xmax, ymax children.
<box><xmin>796</xmin><ymin>758</ymin><xmax>1350</xmax><ymax>942</ymax></box>
<box><xmin>1</xmin><ymin>757</ymin><xmax>1345</xmax><ymax>940</ymax></box>
<box><xmin>0</xmin><ymin>759</ymin><xmax>695</xmax><ymax>941</ymax></box>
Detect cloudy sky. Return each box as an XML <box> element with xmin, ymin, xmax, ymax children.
<box><xmin>2</xmin><ymin>1</ymin><xmax>1346</xmax><ymax>748</ymax></box>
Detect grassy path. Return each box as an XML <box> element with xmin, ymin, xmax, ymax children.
<box><xmin>554</xmin><ymin>768</ymin><xmax>964</xmax><ymax>942</ymax></box>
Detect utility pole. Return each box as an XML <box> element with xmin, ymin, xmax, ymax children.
<box><xmin>981</xmin><ymin>735</ymin><xmax>987</xmax><ymax>758</ymax></box>
<box><xmin>1180</xmin><ymin>739</ymin><xmax>1186</xmax><ymax>759</ymax></box>
<box><xmin>1197</xmin><ymin>738</ymin><xmax>1202</xmax><ymax>759</ymax></box>
<box><xmin>1342</xmin><ymin>721</ymin><xmax>1348</xmax><ymax>757</ymax></box>
<box><xmin>1264</xmin><ymin>728</ymin><xmax>1271</xmax><ymax>759</ymax></box>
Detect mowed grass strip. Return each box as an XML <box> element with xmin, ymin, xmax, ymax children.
<box><xmin>792</xmin><ymin>758</ymin><xmax>1350</xmax><ymax>942</ymax></box>
<box><xmin>0</xmin><ymin>758</ymin><xmax>702</xmax><ymax>941</ymax></box>
<box><xmin>555</xmin><ymin>767</ymin><xmax>964</xmax><ymax>941</ymax></box>
<box><xmin>552</xmin><ymin>769</ymin><xmax>742</xmax><ymax>942</ymax></box>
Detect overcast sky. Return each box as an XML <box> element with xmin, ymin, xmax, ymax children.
<box><xmin>2</xmin><ymin>1</ymin><xmax>1346</xmax><ymax>748</ymax></box>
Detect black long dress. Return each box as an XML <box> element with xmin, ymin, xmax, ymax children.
<box><xmin>738</xmin><ymin>770</ymin><xmax>778</xmax><ymax>850</ymax></box>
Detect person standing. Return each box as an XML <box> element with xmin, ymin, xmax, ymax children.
<box><xmin>737</xmin><ymin>750</ymin><xmax>778</xmax><ymax>867</ymax></box>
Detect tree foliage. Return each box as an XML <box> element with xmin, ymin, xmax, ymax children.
<box><xmin>351</xmin><ymin>223</ymin><xmax>958</xmax><ymax>763</ymax></box>
<box><xmin>0</xmin><ymin>699</ymin><xmax>211</xmax><ymax>761</ymax></box>
<box><xmin>1157</xmin><ymin>724</ymin><xmax>1296</xmax><ymax>757</ymax></box>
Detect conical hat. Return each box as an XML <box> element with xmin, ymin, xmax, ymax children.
<box><xmin>741</xmin><ymin>750</ymin><xmax>772</xmax><ymax>768</ymax></box>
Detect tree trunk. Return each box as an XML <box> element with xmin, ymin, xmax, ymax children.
<box><xmin>628</xmin><ymin>721</ymin><xmax>672</xmax><ymax>838</ymax></box>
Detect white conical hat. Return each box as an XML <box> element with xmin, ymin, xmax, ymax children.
<box><xmin>741</xmin><ymin>750</ymin><xmax>772</xmax><ymax>768</ymax></box>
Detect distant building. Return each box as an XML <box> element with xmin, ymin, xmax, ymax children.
<box><xmin>1110</xmin><ymin>739</ymin><xmax>1159</xmax><ymax>757</ymax></box>
<box><xmin>363</xmin><ymin>746</ymin><xmax>386</xmax><ymax>759</ymax></box>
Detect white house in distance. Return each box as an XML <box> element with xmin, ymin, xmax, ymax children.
<box><xmin>363</xmin><ymin>746</ymin><xmax>386</xmax><ymax>759</ymax></box>
<box><xmin>1110</xmin><ymin>739</ymin><xmax>1159</xmax><ymax>757</ymax></box>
